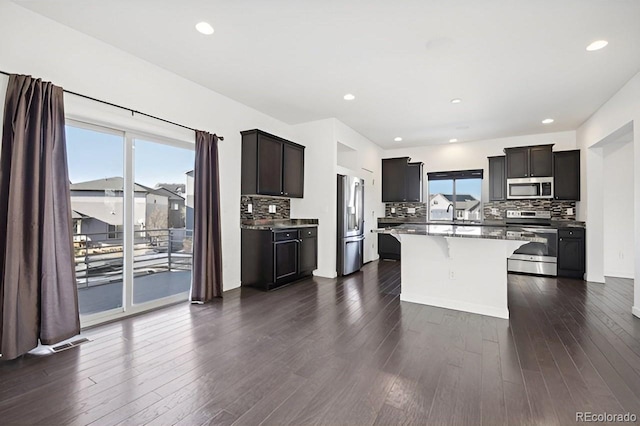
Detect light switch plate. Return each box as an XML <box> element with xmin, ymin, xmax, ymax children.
<box><xmin>566</xmin><ymin>207</ymin><xmax>574</xmax><ymax>216</ymax></box>
<box><xmin>247</xmin><ymin>203</ymin><xmax>252</xmax><ymax>213</ymax></box>
<box><xmin>407</xmin><ymin>207</ymin><xmax>416</xmax><ymax>214</ymax></box>
<box><xmin>269</xmin><ymin>205</ymin><xmax>276</xmax><ymax>213</ymax></box>
<box><xmin>391</xmin><ymin>207</ymin><xmax>396</xmax><ymax>214</ymax></box>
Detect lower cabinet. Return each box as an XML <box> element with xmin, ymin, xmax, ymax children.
<box><xmin>377</xmin><ymin>221</ymin><xmax>402</xmax><ymax>260</ymax></box>
<box><xmin>299</xmin><ymin>228</ymin><xmax>318</xmax><ymax>274</ymax></box>
<box><xmin>557</xmin><ymin>228</ymin><xmax>585</xmax><ymax>279</ymax></box>
<box><xmin>242</xmin><ymin>227</ymin><xmax>317</xmax><ymax>290</ymax></box>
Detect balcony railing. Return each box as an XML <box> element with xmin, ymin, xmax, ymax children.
<box><xmin>74</xmin><ymin>228</ymin><xmax>193</xmax><ymax>289</ymax></box>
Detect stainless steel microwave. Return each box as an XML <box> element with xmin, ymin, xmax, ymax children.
<box><xmin>507</xmin><ymin>177</ymin><xmax>553</xmax><ymax>199</ymax></box>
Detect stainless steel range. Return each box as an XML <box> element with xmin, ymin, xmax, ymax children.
<box><xmin>506</xmin><ymin>210</ymin><xmax>557</xmax><ymax>276</ymax></box>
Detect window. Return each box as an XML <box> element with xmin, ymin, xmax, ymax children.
<box><xmin>172</xmin><ymin>202</ymin><xmax>180</xmax><ymax>211</ymax></box>
<box><xmin>427</xmin><ymin>170</ymin><xmax>483</xmax><ymax>222</ymax></box>
<box><xmin>107</xmin><ymin>224</ymin><xmax>123</xmax><ymax>239</ymax></box>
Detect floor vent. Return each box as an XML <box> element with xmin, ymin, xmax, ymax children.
<box><xmin>52</xmin><ymin>338</ymin><xmax>90</xmax><ymax>353</ymax></box>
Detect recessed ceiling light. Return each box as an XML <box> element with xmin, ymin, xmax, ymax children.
<box><xmin>586</xmin><ymin>40</ymin><xmax>608</xmax><ymax>51</ymax></box>
<box><xmin>394</xmin><ymin>137</ymin><xmax>402</xmax><ymax>142</ymax></box>
<box><xmin>343</xmin><ymin>93</ymin><xmax>355</xmax><ymax>101</ymax></box>
<box><xmin>542</xmin><ymin>118</ymin><xmax>554</xmax><ymax>124</ymax></box>
<box><xmin>451</xmin><ymin>98</ymin><xmax>462</xmax><ymax>104</ymax></box>
<box><xmin>449</xmin><ymin>138</ymin><xmax>458</xmax><ymax>143</ymax></box>
<box><xmin>195</xmin><ymin>22</ymin><xmax>214</xmax><ymax>35</ymax></box>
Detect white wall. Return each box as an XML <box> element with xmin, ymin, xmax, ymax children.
<box><xmin>290</xmin><ymin>118</ymin><xmax>385</xmax><ymax>277</ymax></box>
<box><xmin>603</xmin><ymin>140</ymin><xmax>635</xmax><ymax>278</ymax></box>
<box><xmin>384</xmin><ymin>131</ymin><xmax>577</xmax><ymax>202</ymax></box>
<box><xmin>576</xmin><ymin>71</ymin><xmax>640</xmax><ymax>318</ymax></box>
<box><xmin>290</xmin><ymin>119</ymin><xmax>338</xmax><ymax>278</ymax></box>
<box><xmin>0</xmin><ymin>1</ymin><xmax>308</xmax><ymax>290</ymax></box>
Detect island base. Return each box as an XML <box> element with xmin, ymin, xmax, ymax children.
<box><xmin>399</xmin><ymin>234</ymin><xmax>527</xmax><ymax>320</ymax></box>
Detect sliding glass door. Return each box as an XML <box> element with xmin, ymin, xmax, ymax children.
<box><xmin>66</xmin><ymin>124</ymin><xmax>126</xmax><ymax>317</ymax></box>
<box><xmin>132</xmin><ymin>138</ymin><xmax>194</xmax><ymax>305</ymax></box>
<box><xmin>66</xmin><ymin>121</ymin><xmax>194</xmax><ymax>326</ymax></box>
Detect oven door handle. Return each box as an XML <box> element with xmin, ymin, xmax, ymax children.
<box><xmin>515</xmin><ymin>228</ymin><xmax>557</xmax><ymax>234</ymax></box>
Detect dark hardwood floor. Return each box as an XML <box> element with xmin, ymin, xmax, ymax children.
<box><xmin>1</xmin><ymin>261</ymin><xmax>639</xmax><ymax>425</ymax></box>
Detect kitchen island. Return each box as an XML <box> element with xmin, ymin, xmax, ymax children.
<box><xmin>374</xmin><ymin>224</ymin><xmax>545</xmax><ymax>319</ymax></box>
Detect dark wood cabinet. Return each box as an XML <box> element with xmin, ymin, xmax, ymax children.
<box><xmin>529</xmin><ymin>145</ymin><xmax>553</xmax><ymax>177</ymax></box>
<box><xmin>506</xmin><ymin>147</ymin><xmax>529</xmax><ymax>178</ymax></box>
<box><xmin>554</xmin><ymin>150</ymin><xmax>581</xmax><ymax>200</ymax></box>
<box><xmin>256</xmin><ymin>135</ymin><xmax>283</xmax><ymax>195</ymax></box>
<box><xmin>298</xmin><ymin>227</ymin><xmax>318</xmax><ymax>274</ymax></box>
<box><xmin>282</xmin><ymin>143</ymin><xmax>304</xmax><ymax>197</ymax></box>
<box><xmin>241</xmin><ymin>129</ymin><xmax>305</xmax><ymax>198</ymax></box>
<box><xmin>488</xmin><ymin>156</ymin><xmax>506</xmax><ymax>201</ymax></box>
<box><xmin>382</xmin><ymin>158</ymin><xmax>408</xmax><ymax>202</ymax></box>
<box><xmin>405</xmin><ymin>162</ymin><xmax>423</xmax><ymax>202</ymax></box>
<box><xmin>377</xmin><ymin>221</ymin><xmax>402</xmax><ymax>260</ymax></box>
<box><xmin>241</xmin><ymin>227</ymin><xmax>317</xmax><ymax>290</ymax></box>
<box><xmin>505</xmin><ymin>145</ymin><xmax>553</xmax><ymax>178</ymax></box>
<box><xmin>274</xmin><ymin>240</ymin><xmax>298</xmax><ymax>283</ymax></box>
<box><xmin>382</xmin><ymin>157</ymin><xmax>423</xmax><ymax>202</ymax></box>
<box><xmin>557</xmin><ymin>228</ymin><xmax>585</xmax><ymax>279</ymax></box>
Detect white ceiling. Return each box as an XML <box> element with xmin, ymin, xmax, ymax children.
<box><xmin>13</xmin><ymin>0</ymin><xmax>640</xmax><ymax>148</ymax></box>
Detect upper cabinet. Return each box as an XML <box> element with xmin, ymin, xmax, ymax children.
<box><xmin>405</xmin><ymin>162</ymin><xmax>424</xmax><ymax>202</ymax></box>
<box><xmin>488</xmin><ymin>156</ymin><xmax>506</xmax><ymax>201</ymax></box>
<box><xmin>553</xmin><ymin>150</ymin><xmax>581</xmax><ymax>200</ymax></box>
<box><xmin>241</xmin><ymin>129</ymin><xmax>305</xmax><ymax>198</ymax></box>
<box><xmin>505</xmin><ymin>144</ymin><xmax>553</xmax><ymax>178</ymax></box>
<box><xmin>382</xmin><ymin>157</ymin><xmax>423</xmax><ymax>202</ymax></box>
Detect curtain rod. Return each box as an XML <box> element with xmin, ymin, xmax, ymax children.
<box><xmin>0</xmin><ymin>69</ymin><xmax>224</xmax><ymax>141</ymax></box>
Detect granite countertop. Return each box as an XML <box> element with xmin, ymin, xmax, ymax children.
<box><xmin>377</xmin><ymin>217</ymin><xmax>585</xmax><ymax>229</ymax></box>
<box><xmin>241</xmin><ymin>218</ymin><xmax>319</xmax><ymax>230</ymax></box>
<box><xmin>373</xmin><ymin>224</ymin><xmax>547</xmax><ymax>243</ymax></box>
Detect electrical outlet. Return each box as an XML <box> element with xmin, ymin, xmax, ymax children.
<box><xmin>449</xmin><ymin>270</ymin><xmax>455</xmax><ymax>280</ymax></box>
<box><xmin>491</xmin><ymin>208</ymin><xmax>499</xmax><ymax>215</ymax></box>
<box><xmin>391</xmin><ymin>207</ymin><xmax>396</xmax><ymax>214</ymax></box>
<box><xmin>269</xmin><ymin>205</ymin><xmax>276</xmax><ymax>213</ymax></box>
<box><xmin>247</xmin><ymin>203</ymin><xmax>252</xmax><ymax>213</ymax></box>
<box><xmin>407</xmin><ymin>207</ymin><xmax>416</xmax><ymax>214</ymax></box>
<box><xmin>567</xmin><ymin>207</ymin><xmax>574</xmax><ymax>216</ymax></box>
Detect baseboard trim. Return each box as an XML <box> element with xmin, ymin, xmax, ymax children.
<box><xmin>585</xmin><ymin>273</ymin><xmax>606</xmax><ymax>283</ymax></box>
<box><xmin>604</xmin><ymin>271</ymin><xmax>635</xmax><ymax>280</ymax></box>
<box><xmin>400</xmin><ymin>293</ymin><xmax>509</xmax><ymax>320</ymax></box>
<box><xmin>633</xmin><ymin>306</ymin><xmax>640</xmax><ymax>319</ymax></box>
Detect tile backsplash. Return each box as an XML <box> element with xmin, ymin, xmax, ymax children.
<box><xmin>484</xmin><ymin>200</ymin><xmax>577</xmax><ymax>220</ymax></box>
<box><xmin>240</xmin><ymin>195</ymin><xmax>290</xmax><ymax>220</ymax></box>
<box><xmin>385</xmin><ymin>202</ymin><xmax>427</xmax><ymax>218</ymax></box>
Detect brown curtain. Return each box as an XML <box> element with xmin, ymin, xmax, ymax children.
<box><xmin>0</xmin><ymin>75</ymin><xmax>80</xmax><ymax>360</ymax></box>
<box><xmin>191</xmin><ymin>131</ymin><xmax>223</xmax><ymax>302</ymax></box>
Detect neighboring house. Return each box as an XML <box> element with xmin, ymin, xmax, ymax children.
<box><xmin>429</xmin><ymin>193</ymin><xmax>481</xmax><ymax>221</ymax></box>
<box><xmin>148</xmin><ymin>185</ymin><xmax>186</xmax><ymax>229</ymax></box>
<box><xmin>185</xmin><ymin>170</ymin><xmax>194</xmax><ymax>230</ymax></box>
<box><xmin>156</xmin><ymin>183</ymin><xmax>185</xmax><ymax>197</ymax></box>
<box><xmin>70</xmin><ymin>177</ymin><xmax>187</xmax><ymax>243</ymax></box>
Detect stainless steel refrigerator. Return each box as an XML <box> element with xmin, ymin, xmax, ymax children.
<box><xmin>337</xmin><ymin>174</ymin><xmax>365</xmax><ymax>276</ymax></box>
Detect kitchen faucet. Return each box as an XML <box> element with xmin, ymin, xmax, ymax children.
<box><xmin>446</xmin><ymin>203</ymin><xmax>454</xmax><ymax>213</ymax></box>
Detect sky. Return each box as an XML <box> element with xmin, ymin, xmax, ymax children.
<box><xmin>66</xmin><ymin>125</ymin><xmax>194</xmax><ymax>187</ymax></box>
